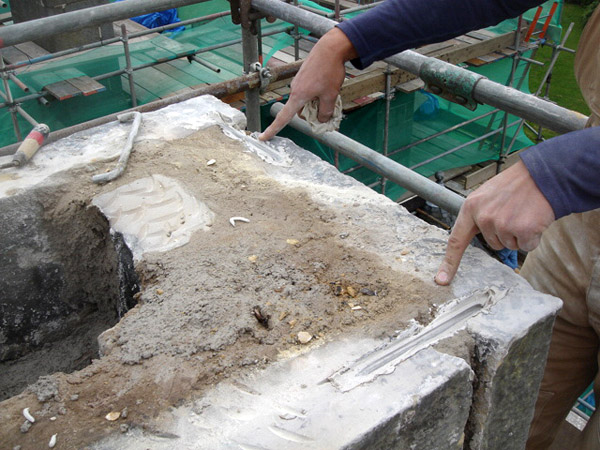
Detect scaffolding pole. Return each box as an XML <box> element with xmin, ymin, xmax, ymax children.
<box><xmin>270</xmin><ymin>102</ymin><xmax>464</xmax><ymax>214</ymax></box>
<box><xmin>242</xmin><ymin>26</ymin><xmax>262</xmax><ymax>132</ymax></box>
<box><xmin>251</xmin><ymin>0</ymin><xmax>588</xmax><ymax>134</ymax></box>
<box><xmin>0</xmin><ymin>0</ymin><xmax>213</xmax><ymax>49</ymax></box>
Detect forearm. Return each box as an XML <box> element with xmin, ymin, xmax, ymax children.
<box><xmin>520</xmin><ymin>127</ymin><xmax>600</xmax><ymax>218</ymax></box>
<box><xmin>337</xmin><ymin>0</ymin><xmax>543</xmax><ymax>69</ymax></box>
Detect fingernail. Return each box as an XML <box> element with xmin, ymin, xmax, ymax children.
<box><xmin>435</xmin><ymin>270</ymin><xmax>448</xmax><ymax>285</ymax></box>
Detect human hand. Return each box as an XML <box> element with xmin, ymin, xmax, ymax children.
<box><xmin>435</xmin><ymin>160</ymin><xmax>555</xmax><ymax>285</ymax></box>
<box><xmin>258</xmin><ymin>27</ymin><xmax>357</xmax><ymax>141</ymax></box>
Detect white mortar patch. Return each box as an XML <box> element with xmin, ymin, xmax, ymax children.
<box><xmin>92</xmin><ymin>174</ymin><xmax>214</xmax><ymax>259</ymax></box>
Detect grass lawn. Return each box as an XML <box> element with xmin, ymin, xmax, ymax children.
<box><xmin>526</xmin><ymin>3</ymin><xmax>590</xmax><ymax>141</ymax></box>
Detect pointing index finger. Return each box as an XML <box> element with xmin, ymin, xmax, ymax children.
<box><xmin>258</xmin><ymin>98</ymin><xmax>305</xmax><ymax>141</ymax></box>
<box><xmin>435</xmin><ymin>208</ymin><xmax>479</xmax><ymax>285</ymax></box>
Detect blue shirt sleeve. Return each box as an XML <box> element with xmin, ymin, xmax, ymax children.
<box><xmin>337</xmin><ymin>0</ymin><xmax>543</xmax><ymax>69</ymax></box>
<box><xmin>520</xmin><ymin>127</ymin><xmax>600</xmax><ymax>219</ymax></box>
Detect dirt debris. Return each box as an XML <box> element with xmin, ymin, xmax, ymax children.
<box><xmin>0</xmin><ymin>126</ymin><xmax>451</xmax><ymax>449</ymax></box>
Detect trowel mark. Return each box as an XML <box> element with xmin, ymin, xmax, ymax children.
<box><xmin>329</xmin><ymin>287</ymin><xmax>507</xmax><ymax>392</ymax></box>
<box><xmin>230</xmin><ymin>380</ymin><xmax>262</xmax><ymax>396</ymax></box>
<box><xmin>267</xmin><ymin>425</ymin><xmax>315</xmax><ymax>443</ymax></box>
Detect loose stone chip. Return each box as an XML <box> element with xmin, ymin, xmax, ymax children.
<box><xmin>105</xmin><ymin>411</ymin><xmax>121</xmax><ymax>421</ymax></box>
<box><xmin>297</xmin><ymin>331</ymin><xmax>312</xmax><ymax>344</ymax></box>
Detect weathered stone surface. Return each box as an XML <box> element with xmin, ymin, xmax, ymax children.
<box><xmin>92</xmin><ymin>344</ymin><xmax>473</xmax><ymax>450</ymax></box>
<box><xmin>465</xmin><ymin>286</ymin><xmax>561</xmax><ymax>449</ymax></box>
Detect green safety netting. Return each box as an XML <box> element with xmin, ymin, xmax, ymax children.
<box><xmin>0</xmin><ymin>5</ymin><xmax>301</xmax><ymax>147</ymax></box>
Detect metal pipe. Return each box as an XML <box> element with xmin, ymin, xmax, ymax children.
<box><xmin>8</xmin><ymin>73</ymin><xmax>29</xmax><ymax>93</ymax></box>
<box><xmin>388</xmin><ymin>108</ymin><xmax>500</xmax><ymax>159</ymax></box>
<box><xmin>190</xmin><ymin>55</ymin><xmax>221</xmax><ymax>73</ymax></box>
<box><xmin>381</xmin><ymin>64</ymin><xmax>393</xmax><ymax>195</ymax></box>
<box><xmin>270</xmin><ymin>102</ymin><xmax>464</xmax><ymax>214</ymax></box>
<box><xmin>293</xmin><ymin>0</ymin><xmax>300</xmax><ymax>60</ymax></box>
<box><xmin>0</xmin><ymin>60</ymin><xmax>303</xmax><ymax>156</ymax></box>
<box><xmin>251</xmin><ymin>0</ymin><xmax>588</xmax><ymax>134</ymax></box>
<box><xmin>410</xmin><ymin>118</ymin><xmax>522</xmax><ymax>171</ymax></box>
<box><xmin>242</xmin><ymin>26</ymin><xmax>261</xmax><ymax>132</ymax></box>
<box><xmin>0</xmin><ymin>87</ymin><xmax>40</xmax><ymax>127</ymax></box>
<box><xmin>121</xmin><ymin>24</ymin><xmax>138</xmax><ymax>108</ymax></box>
<box><xmin>0</xmin><ymin>0</ymin><xmax>212</xmax><ymax>49</ymax></box>
<box><xmin>0</xmin><ymin>50</ymin><xmax>22</xmax><ymax>141</ymax></box>
<box><xmin>2</xmin><ymin>11</ymin><xmax>232</xmax><ymax>72</ymax></box>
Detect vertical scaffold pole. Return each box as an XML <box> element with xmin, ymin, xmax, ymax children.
<box><xmin>0</xmin><ymin>49</ymin><xmax>22</xmax><ymax>141</ymax></box>
<box><xmin>242</xmin><ymin>25</ymin><xmax>261</xmax><ymax>132</ymax></box>
<box><xmin>121</xmin><ymin>24</ymin><xmax>138</xmax><ymax>108</ymax></box>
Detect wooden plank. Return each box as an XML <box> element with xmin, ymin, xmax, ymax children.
<box><xmin>336</xmin><ymin>29</ymin><xmax>519</xmax><ymax>103</ymax></box>
<box><xmin>268</xmin><ymin>78</ymin><xmax>291</xmax><ymax>91</ymax></box>
<box><xmin>455</xmin><ymin>35</ymin><xmax>482</xmax><ymax>45</ymax></box>
<box><xmin>270</xmin><ymin>50</ymin><xmax>296</xmax><ymax>64</ymax></box>
<box><xmin>460</xmin><ymin>149</ymin><xmax>524</xmax><ymax>189</ymax></box>
<box><xmin>154</xmin><ymin>60</ymin><xmax>206</xmax><ymax>87</ymax></box>
<box><xmin>113</xmin><ymin>19</ymin><xmax>158</xmax><ymax>43</ymax></box>
<box><xmin>44</xmin><ymin>80</ymin><xmax>82</xmax><ymax>101</ymax></box>
<box><xmin>473</xmin><ymin>29</ymin><xmax>499</xmax><ymax>38</ymax></box>
<box><xmin>273</xmin><ymin>86</ymin><xmax>291</xmax><ymax>97</ymax></box>
<box><xmin>417</xmin><ymin>40</ymin><xmax>457</xmax><ymax>55</ymax></box>
<box><xmin>66</xmin><ymin>76</ymin><xmax>106</xmax><ymax>96</ymax></box>
<box><xmin>1</xmin><ymin>46</ymin><xmax>28</xmax><ymax>65</ymax></box>
<box><xmin>466</xmin><ymin>52</ymin><xmax>505</xmax><ymax>66</ymax></box>
<box><xmin>313</xmin><ymin>0</ymin><xmax>356</xmax><ymax>10</ymax></box>
<box><xmin>153</xmin><ymin>36</ymin><xmax>197</xmax><ymax>59</ymax></box>
<box><xmin>467</xmin><ymin>30</ymin><xmax>494</xmax><ymax>41</ymax></box>
<box><xmin>14</xmin><ymin>42</ymin><xmax>49</xmax><ymax>60</ymax></box>
<box><xmin>131</xmin><ymin>66</ymin><xmax>189</xmax><ymax>99</ymax></box>
<box><xmin>279</xmin><ymin>46</ymin><xmax>309</xmax><ymax>60</ymax></box>
<box><xmin>430</xmin><ymin>30</ymin><xmax>518</xmax><ymax>64</ymax></box>
<box><xmin>229</xmin><ymin>100</ymin><xmax>245</xmax><ymax>110</ymax></box>
<box><xmin>396</xmin><ymin>78</ymin><xmax>425</xmax><ymax>93</ymax></box>
<box><xmin>260</xmin><ymin>91</ymin><xmax>284</xmax><ymax>103</ymax></box>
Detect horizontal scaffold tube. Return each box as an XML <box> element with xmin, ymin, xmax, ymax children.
<box><xmin>269</xmin><ymin>102</ymin><xmax>465</xmax><ymax>215</ymax></box>
<box><xmin>252</xmin><ymin>0</ymin><xmax>588</xmax><ymax>134</ymax></box>
<box><xmin>0</xmin><ymin>0</ymin><xmax>211</xmax><ymax>48</ymax></box>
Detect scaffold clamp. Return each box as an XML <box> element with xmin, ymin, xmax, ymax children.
<box><xmin>250</xmin><ymin>62</ymin><xmax>272</xmax><ymax>93</ymax></box>
<box><xmin>228</xmin><ymin>0</ymin><xmax>275</xmax><ymax>34</ymax></box>
<box><xmin>419</xmin><ymin>59</ymin><xmax>485</xmax><ymax>111</ymax></box>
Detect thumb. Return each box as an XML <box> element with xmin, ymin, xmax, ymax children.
<box><xmin>435</xmin><ymin>210</ymin><xmax>478</xmax><ymax>286</ymax></box>
<box><xmin>316</xmin><ymin>95</ymin><xmax>338</xmax><ymax>123</ymax></box>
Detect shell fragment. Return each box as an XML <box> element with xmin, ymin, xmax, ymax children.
<box><xmin>229</xmin><ymin>217</ymin><xmax>250</xmax><ymax>227</ymax></box>
<box><xmin>105</xmin><ymin>411</ymin><xmax>121</xmax><ymax>421</ymax></box>
<box><xmin>23</xmin><ymin>408</ymin><xmax>35</xmax><ymax>423</ymax></box>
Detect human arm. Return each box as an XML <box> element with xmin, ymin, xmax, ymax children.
<box><xmin>435</xmin><ymin>126</ymin><xmax>600</xmax><ymax>285</ymax></box>
<box><xmin>259</xmin><ymin>0</ymin><xmax>544</xmax><ymax>140</ymax></box>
